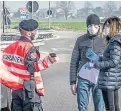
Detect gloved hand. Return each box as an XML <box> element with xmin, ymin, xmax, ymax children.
<box><xmin>49</xmin><ymin>53</ymin><xmax>56</xmax><ymax>57</ymax></box>
<box><xmin>86</xmin><ymin>48</ymin><xmax>99</xmax><ymax>61</ymax></box>
<box><xmin>85</xmin><ymin>62</ymin><xmax>96</xmax><ymax>69</ymax></box>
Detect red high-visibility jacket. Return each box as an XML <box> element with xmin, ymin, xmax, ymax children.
<box><xmin>1</xmin><ymin>36</ymin><xmax>53</xmax><ymax>96</ymax></box>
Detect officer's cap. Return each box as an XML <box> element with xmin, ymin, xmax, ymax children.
<box><xmin>19</xmin><ymin>19</ymin><xmax>38</xmax><ymax>31</ymax></box>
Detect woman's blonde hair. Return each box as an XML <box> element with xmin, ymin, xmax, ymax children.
<box><xmin>102</xmin><ymin>16</ymin><xmax>121</xmax><ymax>37</ymax></box>
<box><xmin>101</xmin><ymin>16</ymin><xmax>121</xmax><ymax>44</ymax></box>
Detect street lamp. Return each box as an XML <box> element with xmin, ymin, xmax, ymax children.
<box><xmin>3</xmin><ymin>1</ymin><xmax>5</xmax><ymax>34</ymax></box>
<box><xmin>48</xmin><ymin>1</ymin><xmax>50</xmax><ymax>29</ymax></box>
<box><xmin>32</xmin><ymin>1</ymin><xmax>33</xmax><ymax>19</ymax></box>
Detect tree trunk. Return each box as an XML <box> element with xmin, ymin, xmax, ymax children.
<box><xmin>65</xmin><ymin>16</ymin><xmax>67</xmax><ymax>20</ymax></box>
<box><xmin>65</xmin><ymin>11</ymin><xmax>68</xmax><ymax>20</ymax></box>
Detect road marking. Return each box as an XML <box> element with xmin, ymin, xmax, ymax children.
<box><xmin>51</xmin><ymin>48</ymin><xmax>72</xmax><ymax>52</ymax></box>
<box><xmin>69</xmin><ymin>45</ymin><xmax>74</xmax><ymax>48</ymax></box>
<box><xmin>51</xmin><ymin>48</ymin><xmax>59</xmax><ymax>51</ymax></box>
<box><xmin>44</xmin><ymin>36</ymin><xmax>60</xmax><ymax>40</ymax></box>
<box><xmin>56</xmin><ymin>54</ymin><xmax>71</xmax><ymax>63</ymax></box>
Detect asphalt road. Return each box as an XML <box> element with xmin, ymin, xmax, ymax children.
<box><xmin>39</xmin><ymin>31</ymin><xmax>121</xmax><ymax>111</ymax></box>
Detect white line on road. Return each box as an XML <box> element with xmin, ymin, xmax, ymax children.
<box><xmin>69</xmin><ymin>45</ymin><xmax>74</xmax><ymax>48</ymax></box>
<box><xmin>51</xmin><ymin>48</ymin><xmax>59</xmax><ymax>51</ymax></box>
<box><xmin>56</xmin><ymin>54</ymin><xmax>71</xmax><ymax>63</ymax></box>
<box><xmin>51</xmin><ymin>48</ymin><xmax>72</xmax><ymax>51</ymax></box>
<box><xmin>44</xmin><ymin>36</ymin><xmax>60</xmax><ymax>40</ymax></box>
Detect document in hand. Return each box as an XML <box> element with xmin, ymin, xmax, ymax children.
<box><xmin>78</xmin><ymin>63</ymin><xmax>99</xmax><ymax>84</ymax></box>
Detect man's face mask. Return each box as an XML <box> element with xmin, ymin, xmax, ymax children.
<box><xmin>88</xmin><ymin>25</ymin><xmax>99</xmax><ymax>35</ymax></box>
<box><xmin>30</xmin><ymin>30</ymin><xmax>38</xmax><ymax>41</ymax></box>
<box><xmin>34</xmin><ymin>30</ymin><xmax>39</xmax><ymax>40</ymax></box>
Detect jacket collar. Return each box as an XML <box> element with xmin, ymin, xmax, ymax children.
<box><xmin>86</xmin><ymin>33</ymin><xmax>98</xmax><ymax>39</ymax></box>
<box><xmin>19</xmin><ymin>36</ymin><xmax>33</xmax><ymax>44</ymax></box>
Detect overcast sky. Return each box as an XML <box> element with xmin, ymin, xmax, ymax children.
<box><xmin>4</xmin><ymin>1</ymin><xmax>121</xmax><ymax>12</ymax></box>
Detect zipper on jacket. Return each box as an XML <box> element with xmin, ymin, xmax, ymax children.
<box><xmin>90</xmin><ymin>38</ymin><xmax>94</xmax><ymax>62</ymax></box>
<box><xmin>92</xmin><ymin>38</ymin><xmax>94</xmax><ymax>51</ymax></box>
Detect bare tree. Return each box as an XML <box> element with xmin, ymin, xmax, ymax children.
<box><xmin>83</xmin><ymin>1</ymin><xmax>93</xmax><ymax>18</ymax></box>
<box><xmin>103</xmin><ymin>1</ymin><xmax>117</xmax><ymax>18</ymax></box>
<box><xmin>93</xmin><ymin>7</ymin><xmax>104</xmax><ymax>17</ymax></box>
<box><xmin>55</xmin><ymin>1</ymin><xmax>75</xmax><ymax>20</ymax></box>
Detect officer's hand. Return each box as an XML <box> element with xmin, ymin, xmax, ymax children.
<box><xmin>48</xmin><ymin>53</ymin><xmax>57</xmax><ymax>63</ymax></box>
<box><xmin>49</xmin><ymin>53</ymin><xmax>56</xmax><ymax>57</ymax></box>
<box><xmin>70</xmin><ymin>84</ymin><xmax>77</xmax><ymax>95</ymax></box>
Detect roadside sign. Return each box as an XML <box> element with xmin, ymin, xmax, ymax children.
<box><xmin>26</xmin><ymin>1</ymin><xmax>39</xmax><ymax>13</ymax></box>
<box><xmin>47</xmin><ymin>10</ymin><xmax>52</xmax><ymax>15</ymax></box>
<box><xmin>19</xmin><ymin>8</ymin><xmax>28</xmax><ymax>19</ymax></box>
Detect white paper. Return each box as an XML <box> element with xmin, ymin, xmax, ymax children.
<box><xmin>78</xmin><ymin>64</ymin><xmax>99</xmax><ymax>84</ymax></box>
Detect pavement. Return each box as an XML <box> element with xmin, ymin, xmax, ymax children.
<box><xmin>38</xmin><ymin>31</ymin><xmax>121</xmax><ymax>111</ymax></box>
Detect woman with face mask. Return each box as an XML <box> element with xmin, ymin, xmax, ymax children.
<box><xmin>86</xmin><ymin>16</ymin><xmax>121</xmax><ymax>111</ymax></box>
<box><xmin>70</xmin><ymin>14</ymin><xmax>104</xmax><ymax>111</ymax></box>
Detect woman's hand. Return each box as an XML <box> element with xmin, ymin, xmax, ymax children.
<box><xmin>85</xmin><ymin>62</ymin><xmax>96</xmax><ymax>69</ymax></box>
<box><xmin>86</xmin><ymin>48</ymin><xmax>99</xmax><ymax>61</ymax></box>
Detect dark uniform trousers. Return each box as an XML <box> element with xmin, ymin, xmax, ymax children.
<box><xmin>11</xmin><ymin>80</ymin><xmax>43</xmax><ymax>111</ymax></box>
<box><xmin>1</xmin><ymin>107</ymin><xmax>10</xmax><ymax>111</ymax></box>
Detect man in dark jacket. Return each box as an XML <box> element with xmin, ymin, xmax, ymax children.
<box><xmin>70</xmin><ymin>14</ymin><xmax>104</xmax><ymax>111</ymax></box>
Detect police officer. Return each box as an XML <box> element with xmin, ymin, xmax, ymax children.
<box><xmin>2</xmin><ymin>19</ymin><xmax>57</xmax><ymax>111</ymax></box>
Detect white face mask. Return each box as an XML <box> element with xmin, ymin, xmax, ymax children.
<box><xmin>88</xmin><ymin>25</ymin><xmax>99</xmax><ymax>35</ymax></box>
<box><xmin>104</xmin><ymin>27</ymin><xmax>110</xmax><ymax>36</ymax></box>
<box><xmin>34</xmin><ymin>30</ymin><xmax>39</xmax><ymax>40</ymax></box>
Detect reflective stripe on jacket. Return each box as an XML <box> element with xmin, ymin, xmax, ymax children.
<box><xmin>1</xmin><ymin>36</ymin><xmax>53</xmax><ymax>96</ymax></box>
